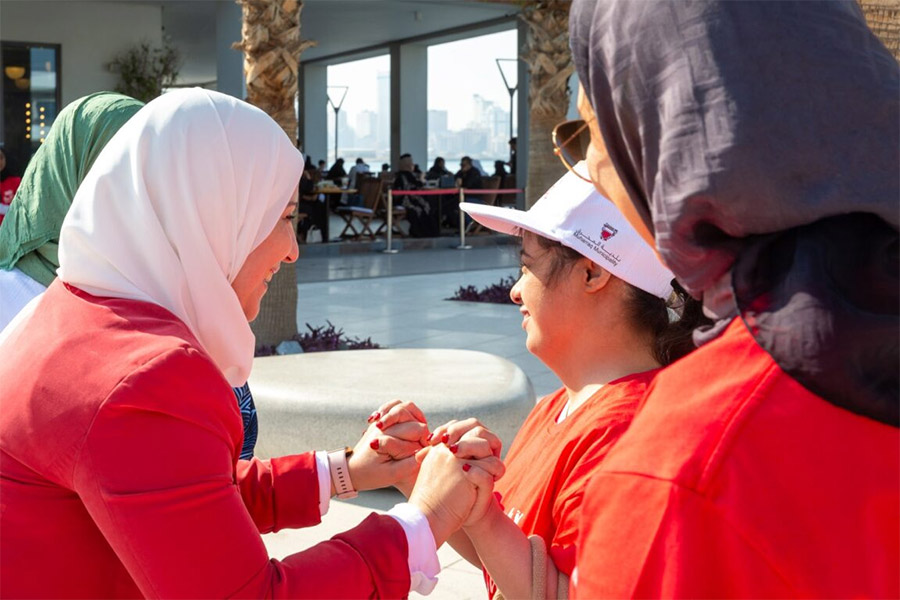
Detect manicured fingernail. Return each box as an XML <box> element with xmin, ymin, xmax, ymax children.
<box><xmin>367</xmin><ymin>411</ymin><xmax>381</xmax><ymax>423</ymax></box>
<box><xmin>441</xmin><ymin>433</ymin><xmax>450</xmax><ymax>444</ymax></box>
<box><xmin>426</xmin><ymin>432</ymin><xmax>433</xmax><ymax>442</ymax></box>
<box><xmin>449</xmin><ymin>443</ymin><xmax>459</xmax><ymax>454</ymax></box>
<box><xmin>462</xmin><ymin>463</ymin><xmax>471</xmax><ymax>472</ymax></box>
<box><xmin>375</xmin><ymin>420</ymin><xmax>384</xmax><ymax>430</ymax></box>
<box><xmin>370</xmin><ymin>439</ymin><xmax>380</xmax><ymax>450</ymax></box>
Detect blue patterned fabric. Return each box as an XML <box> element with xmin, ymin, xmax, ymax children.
<box><xmin>233</xmin><ymin>383</ymin><xmax>258</xmax><ymax>460</ymax></box>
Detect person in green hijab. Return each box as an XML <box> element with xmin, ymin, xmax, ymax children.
<box><xmin>0</xmin><ymin>90</ymin><xmax>264</xmax><ymax>460</ymax></box>
<box><xmin>0</xmin><ymin>91</ymin><xmax>144</xmax><ymax>325</ymax></box>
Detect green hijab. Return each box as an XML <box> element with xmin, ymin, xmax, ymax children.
<box><xmin>0</xmin><ymin>92</ymin><xmax>144</xmax><ymax>286</ymax></box>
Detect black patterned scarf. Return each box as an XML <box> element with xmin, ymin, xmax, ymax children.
<box><xmin>570</xmin><ymin>0</ymin><xmax>899</xmax><ymax>425</ymax></box>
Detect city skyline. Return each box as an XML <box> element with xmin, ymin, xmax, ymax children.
<box><xmin>324</xmin><ymin>29</ymin><xmax>518</xmax><ymax>167</ymax></box>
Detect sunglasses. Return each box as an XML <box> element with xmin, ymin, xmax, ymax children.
<box><xmin>551</xmin><ymin>119</ymin><xmax>592</xmax><ymax>183</ymax></box>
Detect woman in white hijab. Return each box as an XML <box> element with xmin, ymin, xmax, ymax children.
<box><xmin>0</xmin><ymin>89</ymin><xmax>501</xmax><ymax>598</ymax></box>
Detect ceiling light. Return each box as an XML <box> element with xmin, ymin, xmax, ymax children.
<box><xmin>4</xmin><ymin>66</ymin><xmax>25</xmax><ymax>80</ymax></box>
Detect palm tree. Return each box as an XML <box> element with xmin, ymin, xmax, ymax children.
<box><xmin>235</xmin><ymin>0</ymin><xmax>315</xmax><ymax>349</ymax></box>
<box><xmin>858</xmin><ymin>0</ymin><xmax>900</xmax><ymax>61</ymax></box>
<box><xmin>518</xmin><ymin>1</ymin><xmax>573</xmax><ymax>207</ymax></box>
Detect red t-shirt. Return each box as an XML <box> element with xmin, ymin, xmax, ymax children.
<box><xmin>0</xmin><ymin>175</ymin><xmax>21</xmax><ymax>225</ymax></box>
<box><xmin>572</xmin><ymin>318</ymin><xmax>900</xmax><ymax>598</ymax></box>
<box><xmin>486</xmin><ymin>370</ymin><xmax>657</xmax><ymax>596</ymax></box>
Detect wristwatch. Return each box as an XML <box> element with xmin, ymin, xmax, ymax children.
<box><xmin>327</xmin><ymin>446</ymin><xmax>358</xmax><ymax>499</ymax></box>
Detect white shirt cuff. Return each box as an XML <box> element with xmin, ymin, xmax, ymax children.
<box><xmin>314</xmin><ymin>451</ymin><xmax>331</xmax><ymax>516</ymax></box>
<box><xmin>387</xmin><ymin>502</ymin><xmax>441</xmax><ymax>595</ymax></box>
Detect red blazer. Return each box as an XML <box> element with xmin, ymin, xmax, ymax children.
<box><xmin>0</xmin><ymin>281</ymin><xmax>409</xmax><ymax>598</ymax></box>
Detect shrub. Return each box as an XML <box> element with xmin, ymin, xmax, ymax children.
<box><xmin>255</xmin><ymin>321</ymin><xmax>380</xmax><ymax>356</ymax></box>
<box><xmin>447</xmin><ymin>275</ymin><xmax>517</xmax><ymax>304</ymax></box>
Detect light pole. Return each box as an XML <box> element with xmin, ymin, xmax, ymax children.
<box><xmin>496</xmin><ymin>58</ymin><xmax>518</xmax><ymax>148</ymax></box>
<box><xmin>326</xmin><ymin>85</ymin><xmax>349</xmax><ymax>164</ymax></box>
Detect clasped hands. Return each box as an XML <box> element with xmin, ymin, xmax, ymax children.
<box><xmin>344</xmin><ymin>400</ymin><xmax>504</xmax><ymax>546</ymax></box>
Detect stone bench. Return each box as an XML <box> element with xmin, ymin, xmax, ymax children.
<box><xmin>248</xmin><ymin>348</ymin><xmax>536</xmax><ymax>459</ymax></box>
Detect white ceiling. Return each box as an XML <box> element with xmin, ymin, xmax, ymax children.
<box><xmin>118</xmin><ymin>0</ymin><xmax>519</xmax><ymax>85</ymax></box>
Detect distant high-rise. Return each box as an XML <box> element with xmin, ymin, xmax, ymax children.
<box><xmin>356</xmin><ymin>110</ymin><xmax>377</xmax><ymax>140</ymax></box>
<box><xmin>428</xmin><ymin>110</ymin><xmax>448</xmax><ymax>135</ymax></box>
<box><xmin>376</xmin><ymin>71</ymin><xmax>390</xmax><ymax>148</ymax></box>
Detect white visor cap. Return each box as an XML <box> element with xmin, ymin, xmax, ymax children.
<box><xmin>460</xmin><ymin>163</ymin><xmax>674</xmax><ymax>299</ymax></box>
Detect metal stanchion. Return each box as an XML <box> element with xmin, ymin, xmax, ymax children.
<box><xmin>456</xmin><ymin>187</ymin><xmax>472</xmax><ymax>250</ymax></box>
<box><xmin>382</xmin><ymin>188</ymin><xmax>399</xmax><ymax>254</ymax></box>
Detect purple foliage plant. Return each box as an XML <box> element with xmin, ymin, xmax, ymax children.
<box><xmin>446</xmin><ymin>275</ymin><xmax>517</xmax><ymax>304</ymax></box>
<box><xmin>255</xmin><ymin>321</ymin><xmax>380</xmax><ymax>357</ymax></box>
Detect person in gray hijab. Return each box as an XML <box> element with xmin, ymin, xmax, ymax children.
<box><xmin>562</xmin><ymin>1</ymin><xmax>898</xmax><ymax>597</ymax></box>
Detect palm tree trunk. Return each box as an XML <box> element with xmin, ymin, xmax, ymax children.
<box><xmin>858</xmin><ymin>0</ymin><xmax>900</xmax><ymax>61</ymax></box>
<box><xmin>520</xmin><ymin>0</ymin><xmax>573</xmax><ymax>208</ymax></box>
<box><xmin>234</xmin><ymin>0</ymin><xmax>315</xmax><ymax>350</ymax></box>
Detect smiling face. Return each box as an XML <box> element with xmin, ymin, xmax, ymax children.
<box><xmin>509</xmin><ymin>233</ymin><xmax>583</xmax><ymax>365</ymax></box>
<box><xmin>231</xmin><ymin>189</ymin><xmax>300</xmax><ymax>321</ymax></box>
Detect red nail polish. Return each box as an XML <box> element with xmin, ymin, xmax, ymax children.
<box><xmin>449</xmin><ymin>443</ymin><xmax>459</xmax><ymax>454</ymax></box>
<box><xmin>426</xmin><ymin>433</ymin><xmax>433</xmax><ymax>442</ymax></box>
<box><xmin>367</xmin><ymin>412</ymin><xmax>380</xmax><ymax>423</ymax></box>
<box><xmin>375</xmin><ymin>420</ymin><xmax>384</xmax><ymax>430</ymax></box>
<box><xmin>370</xmin><ymin>439</ymin><xmax>380</xmax><ymax>450</ymax></box>
<box><xmin>441</xmin><ymin>433</ymin><xmax>450</xmax><ymax>444</ymax></box>
<box><xmin>462</xmin><ymin>463</ymin><xmax>471</xmax><ymax>472</ymax></box>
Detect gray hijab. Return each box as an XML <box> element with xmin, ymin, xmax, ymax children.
<box><xmin>570</xmin><ymin>0</ymin><xmax>898</xmax><ymax>425</ymax></box>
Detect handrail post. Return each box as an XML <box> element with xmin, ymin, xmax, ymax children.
<box><xmin>456</xmin><ymin>187</ymin><xmax>472</xmax><ymax>250</ymax></box>
<box><xmin>382</xmin><ymin>189</ymin><xmax>399</xmax><ymax>254</ymax></box>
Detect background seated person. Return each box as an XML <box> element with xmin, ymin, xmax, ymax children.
<box><xmin>455</xmin><ymin>156</ymin><xmax>483</xmax><ymax>194</ymax></box>
<box><xmin>297</xmin><ymin>161</ymin><xmax>326</xmax><ymax>242</ymax></box>
<box><xmin>393</xmin><ymin>153</ymin><xmax>438</xmax><ymax>238</ymax></box>
<box><xmin>347</xmin><ymin>157</ymin><xmax>369</xmax><ymax>189</ymax></box>
<box><xmin>426</xmin><ymin>157</ymin><xmax>451</xmax><ymax>180</ymax></box>
<box><xmin>325</xmin><ymin>158</ymin><xmax>346</xmax><ymax>183</ymax></box>
<box><xmin>455</xmin><ymin>156</ymin><xmax>484</xmax><ymax>226</ymax></box>
<box><xmin>346</xmin><ymin>157</ymin><xmax>370</xmax><ymax>207</ymax></box>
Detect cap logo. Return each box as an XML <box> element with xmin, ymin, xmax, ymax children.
<box><xmin>601</xmin><ymin>223</ymin><xmax>618</xmax><ymax>241</ymax></box>
<box><xmin>573</xmin><ymin>228</ymin><xmax>623</xmax><ymax>268</ymax></box>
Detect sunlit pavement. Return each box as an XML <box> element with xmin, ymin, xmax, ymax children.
<box><xmin>294</xmin><ymin>242</ymin><xmax>562</xmax><ymax>397</ymax></box>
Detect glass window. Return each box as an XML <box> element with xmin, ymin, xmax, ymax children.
<box><xmin>325</xmin><ymin>55</ymin><xmax>390</xmax><ymax>170</ymax></box>
<box><xmin>427</xmin><ymin>29</ymin><xmax>517</xmax><ymax>175</ymax></box>
<box><xmin>2</xmin><ymin>42</ymin><xmax>61</xmax><ymax>174</ymax></box>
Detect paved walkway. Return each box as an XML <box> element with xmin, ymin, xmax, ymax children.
<box><xmin>294</xmin><ymin>243</ymin><xmax>562</xmax><ymax>398</ymax></box>
<box><xmin>261</xmin><ymin>242</ymin><xmax>560</xmax><ymax>598</ymax></box>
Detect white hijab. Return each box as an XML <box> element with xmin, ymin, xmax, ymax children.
<box><xmin>56</xmin><ymin>88</ymin><xmax>304</xmax><ymax>386</ymax></box>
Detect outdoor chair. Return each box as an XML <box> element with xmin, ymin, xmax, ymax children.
<box><xmin>375</xmin><ymin>178</ymin><xmax>408</xmax><ymax>238</ymax></box>
<box><xmin>466</xmin><ymin>175</ymin><xmax>502</xmax><ymax>235</ymax></box>
<box><xmin>335</xmin><ymin>175</ymin><xmax>380</xmax><ymax>240</ymax></box>
<box><xmin>498</xmin><ymin>174</ymin><xmax>517</xmax><ymax>208</ymax></box>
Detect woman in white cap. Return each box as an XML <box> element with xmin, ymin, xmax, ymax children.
<box><xmin>394</xmin><ymin>164</ymin><xmax>706</xmax><ymax>599</ymax></box>
<box><xmin>0</xmin><ymin>88</ymin><xmax>502</xmax><ymax>599</ymax></box>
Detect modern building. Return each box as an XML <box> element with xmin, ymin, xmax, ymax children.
<box><xmin>1</xmin><ymin>0</ymin><xmax>536</xmax><ymax>196</ymax></box>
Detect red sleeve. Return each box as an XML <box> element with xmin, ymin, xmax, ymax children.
<box><xmin>572</xmin><ymin>472</ymin><xmax>794</xmax><ymax>599</ymax></box>
<box><xmin>548</xmin><ymin>421</ymin><xmax>631</xmax><ymax>575</ymax></box>
<box><xmin>236</xmin><ymin>453</ymin><xmax>322</xmax><ymax>533</ymax></box>
<box><xmin>73</xmin><ymin>348</ymin><xmax>410</xmax><ymax>599</ymax></box>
